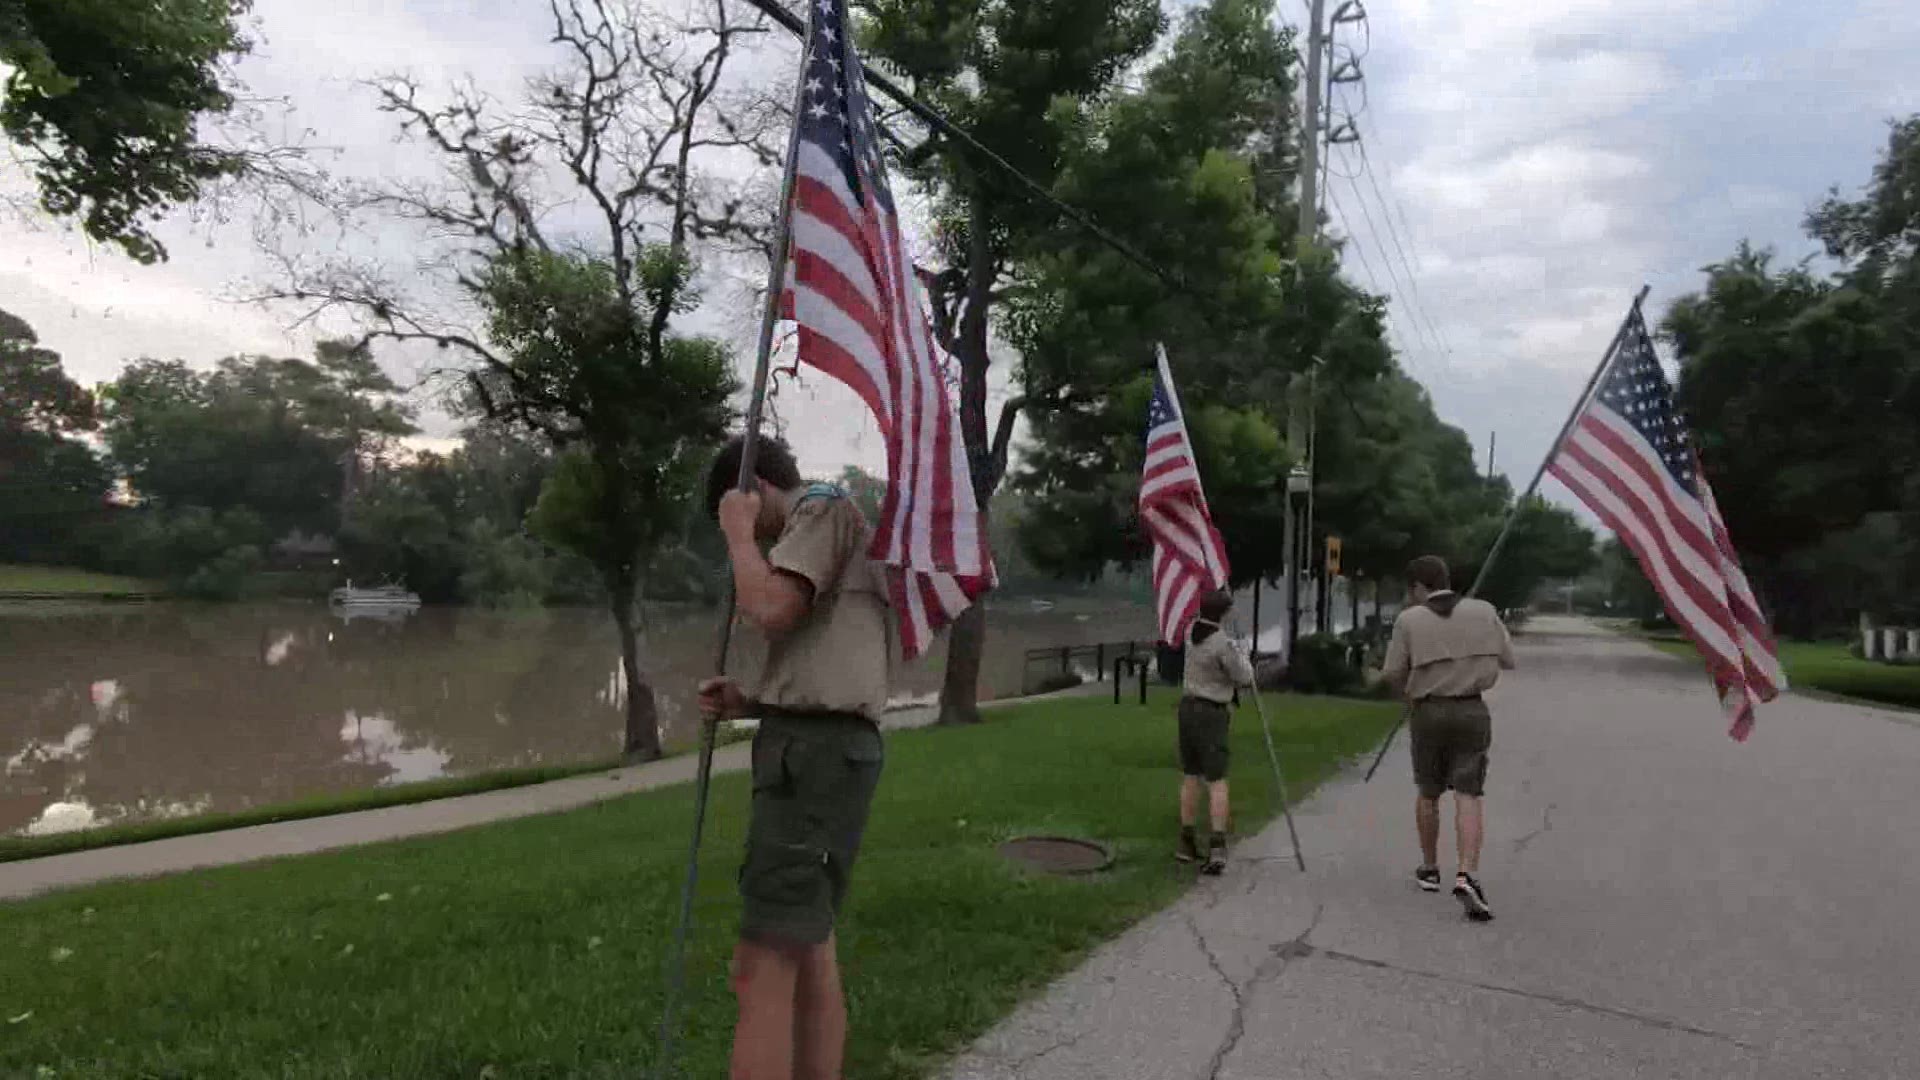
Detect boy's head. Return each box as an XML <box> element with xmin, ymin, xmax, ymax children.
<box><xmin>1405</xmin><ymin>555</ymin><xmax>1451</xmax><ymax>603</ymax></box>
<box><xmin>705</xmin><ymin>435</ymin><xmax>803</xmax><ymax>536</ymax></box>
<box><xmin>1197</xmin><ymin>588</ymin><xmax>1234</xmax><ymax>625</ymax></box>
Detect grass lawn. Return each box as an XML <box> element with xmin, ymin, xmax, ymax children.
<box><xmin>1639</xmin><ymin>633</ymin><xmax>1920</xmax><ymax>711</ymax></box>
<box><xmin>0</xmin><ymin>760</ymin><xmax>624</xmax><ymax>864</ymax></box>
<box><xmin>0</xmin><ymin>689</ymin><xmax>1394</xmax><ymax>1079</ymax></box>
<box><xmin>0</xmin><ymin>564</ymin><xmax>154</xmax><ymax>594</ymax></box>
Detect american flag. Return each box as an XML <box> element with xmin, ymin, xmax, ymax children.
<box><xmin>779</xmin><ymin>0</ymin><xmax>992</xmax><ymax>658</ymax></box>
<box><xmin>1141</xmin><ymin>346</ymin><xmax>1230</xmax><ymax>645</ymax></box>
<box><xmin>1546</xmin><ymin>305</ymin><xmax>1785</xmax><ymax>739</ymax></box>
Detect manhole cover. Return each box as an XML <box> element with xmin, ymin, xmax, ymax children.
<box><xmin>997</xmin><ymin>835</ymin><xmax>1114</xmax><ymax>875</ymax></box>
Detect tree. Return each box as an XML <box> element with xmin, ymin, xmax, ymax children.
<box><xmin>263</xmin><ymin>0</ymin><xmax>769</xmax><ymax>759</ymax></box>
<box><xmin>1010</xmin><ymin>0</ymin><xmax>1430</xmax><ymax>635</ymax></box>
<box><xmin>99</xmin><ymin>345</ymin><xmax>416</xmax><ymax>543</ymax></box>
<box><xmin>1</xmin><ymin>0</ymin><xmax>253</xmax><ymax>262</ymax></box>
<box><xmin>1663</xmin><ymin>247</ymin><xmax>1916</xmax><ymax>636</ymax></box>
<box><xmin>0</xmin><ymin>309</ymin><xmax>110</xmax><ymax>563</ymax></box>
<box><xmin>862</xmin><ymin>0</ymin><xmax>1165</xmax><ymax>724</ymax></box>
<box><xmin>1452</xmin><ymin>497</ymin><xmax>1596</xmax><ymax>614</ymax></box>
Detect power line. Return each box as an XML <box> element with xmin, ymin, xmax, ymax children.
<box><xmin>1337</xmin><ymin>168</ymin><xmax>1442</xmax><ymax>361</ymax></box>
<box><xmin>1352</xmin><ymin>135</ymin><xmax>1454</xmax><ymax>360</ymax></box>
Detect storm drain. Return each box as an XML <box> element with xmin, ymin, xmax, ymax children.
<box><xmin>996</xmin><ymin>835</ymin><xmax>1115</xmax><ymax>876</ymax></box>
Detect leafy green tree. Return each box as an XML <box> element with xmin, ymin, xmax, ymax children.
<box><xmin>0</xmin><ymin>308</ymin><xmax>109</xmax><ymax>564</ymax></box>
<box><xmin>862</xmin><ymin>0</ymin><xmax>1165</xmax><ymax>723</ymax></box>
<box><xmin>1</xmin><ymin>0</ymin><xmax>253</xmax><ymax>262</ymax></box>
<box><xmin>266</xmin><ymin>0</ymin><xmax>768</xmax><ymax>760</ymax></box>
<box><xmin>99</xmin><ymin>345</ymin><xmax>415</xmax><ymax>542</ymax></box>
<box><xmin>1453</xmin><ymin>497</ymin><xmax>1596</xmax><ymax>614</ymax></box>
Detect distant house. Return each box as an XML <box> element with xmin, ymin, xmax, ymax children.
<box><xmin>271</xmin><ymin>530</ymin><xmax>338</xmax><ymax>572</ymax></box>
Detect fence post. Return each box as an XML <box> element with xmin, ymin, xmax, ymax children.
<box><xmin>1060</xmin><ymin>645</ymin><xmax>1072</xmax><ymax>676</ymax></box>
<box><xmin>1096</xmin><ymin>643</ymin><xmax>1106</xmax><ymax>679</ymax></box>
<box><xmin>1113</xmin><ymin>659</ymin><xmax>1123</xmax><ymax>705</ymax></box>
<box><xmin>1138</xmin><ymin>659</ymin><xmax>1148</xmax><ymax>706</ymax></box>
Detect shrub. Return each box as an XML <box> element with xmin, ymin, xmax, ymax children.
<box><xmin>1286</xmin><ymin>633</ymin><xmax>1361</xmax><ymax>695</ymax></box>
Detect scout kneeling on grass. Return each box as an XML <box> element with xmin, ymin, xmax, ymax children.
<box><xmin>1175</xmin><ymin>588</ymin><xmax>1255</xmax><ymax>875</ymax></box>
<box><xmin>697</xmin><ymin>435</ymin><xmax>890</xmax><ymax>1080</ymax></box>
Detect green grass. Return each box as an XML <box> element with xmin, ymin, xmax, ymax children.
<box><xmin>0</xmin><ymin>690</ymin><xmax>1395</xmax><ymax>1079</ymax></box>
<box><xmin>0</xmin><ymin>564</ymin><xmax>155</xmax><ymax>595</ymax></box>
<box><xmin>1637</xmin><ymin>632</ymin><xmax>1920</xmax><ymax>711</ymax></box>
<box><xmin>0</xmin><ymin>760</ymin><xmax>625</xmax><ymax>864</ymax></box>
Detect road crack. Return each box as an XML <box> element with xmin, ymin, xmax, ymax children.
<box><xmin>1190</xmin><ymin>903</ymin><xmax>1325</xmax><ymax>1080</ymax></box>
<box><xmin>1510</xmin><ymin>801</ymin><xmax>1557</xmax><ymax>856</ymax></box>
<box><xmin>1313</xmin><ymin>948</ymin><xmax>1750</xmax><ymax>1049</ymax></box>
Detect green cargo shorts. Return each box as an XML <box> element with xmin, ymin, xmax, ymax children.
<box><xmin>1177</xmin><ymin>696</ymin><xmax>1232</xmax><ymax>782</ymax></box>
<box><xmin>1409</xmin><ymin>696</ymin><xmax>1492</xmax><ymax>800</ymax></box>
<box><xmin>740</xmin><ymin>712</ymin><xmax>885</xmax><ymax>946</ymax></box>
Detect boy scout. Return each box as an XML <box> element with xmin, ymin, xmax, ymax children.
<box><xmin>697</xmin><ymin>435</ymin><xmax>888</xmax><ymax>1080</ymax></box>
<box><xmin>1382</xmin><ymin>555</ymin><xmax>1516</xmax><ymax>922</ymax></box>
<box><xmin>1176</xmin><ymin>589</ymin><xmax>1255</xmax><ymax>875</ymax></box>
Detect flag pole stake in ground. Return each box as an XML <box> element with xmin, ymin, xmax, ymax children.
<box><xmin>1363</xmin><ymin>285</ymin><xmax>1651</xmax><ymax>783</ymax></box>
<box><xmin>652</xmin><ymin>11</ymin><xmax>814</xmax><ymax>1074</ymax></box>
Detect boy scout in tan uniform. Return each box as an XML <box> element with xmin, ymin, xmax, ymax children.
<box><xmin>1382</xmin><ymin>555</ymin><xmax>1515</xmax><ymax>922</ymax></box>
<box><xmin>1176</xmin><ymin>589</ymin><xmax>1256</xmax><ymax>874</ymax></box>
<box><xmin>698</xmin><ymin>436</ymin><xmax>889</xmax><ymax>1080</ymax></box>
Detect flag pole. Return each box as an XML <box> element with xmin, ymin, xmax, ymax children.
<box><xmin>1362</xmin><ymin>284</ymin><xmax>1650</xmax><ymax>783</ymax></box>
<box><xmin>1250</xmin><ymin>687</ymin><xmax>1308</xmax><ymax>871</ymax></box>
<box><xmin>654</xmin><ymin>17</ymin><xmax>813</xmax><ymax>1074</ymax></box>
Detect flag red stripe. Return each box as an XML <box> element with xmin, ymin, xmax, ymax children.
<box><xmin>1557</xmin><ymin>434</ymin><xmax>1740</xmax><ymax>646</ymax></box>
<box><xmin>1548</xmin><ymin>460</ymin><xmax>1748</xmax><ymax>693</ymax></box>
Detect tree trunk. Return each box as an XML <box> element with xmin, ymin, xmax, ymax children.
<box><xmin>611</xmin><ymin>595</ymin><xmax>662</xmax><ymax>761</ymax></box>
<box><xmin>937</xmin><ymin>601</ymin><xmax>988</xmax><ymax>725</ymax></box>
<box><xmin>934</xmin><ymin>200</ymin><xmax>1000</xmax><ymax>727</ymax></box>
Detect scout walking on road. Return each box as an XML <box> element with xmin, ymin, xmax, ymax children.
<box><xmin>698</xmin><ymin>436</ymin><xmax>891</xmax><ymax>1080</ymax></box>
<box><xmin>1382</xmin><ymin>555</ymin><xmax>1516</xmax><ymax>922</ymax></box>
<box><xmin>1176</xmin><ymin>589</ymin><xmax>1256</xmax><ymax>875</ymax></box>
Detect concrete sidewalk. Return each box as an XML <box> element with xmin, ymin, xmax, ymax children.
<box><xmin>940</xmin><ymin>618</ymin><xmax>1920</xmax><ymax>1079</ymax></box>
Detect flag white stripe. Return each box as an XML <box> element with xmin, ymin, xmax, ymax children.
<box><xmin>789</xmin><ymin>286</ymin><xmax>896</xmax><ymax>426</ymax></box>
<box><xmin>1550</xmin><ymin>454</ymin><xmax>1742</xmax><ymax>665</ymax></box>
<box><xmin>1565</xmin><ymin>423</ymin><xmax>1731</xmax><ymax>609</ymax></box>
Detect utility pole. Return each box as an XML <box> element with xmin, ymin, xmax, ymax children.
<box><xmin>1488</xmin><ymin>430</ymin><xmax>1497</xmax><ymax>481</ymax></box>
<box><xmin>1284</xmin><ymin>0</ymin><xmax>1327</xmax><ymax>661</ymax></box>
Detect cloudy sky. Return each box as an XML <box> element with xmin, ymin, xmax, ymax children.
<box><xmin>3</xmin><ymin>0</ymin><xmax>1917</xmax><ymax>516</ymax></box>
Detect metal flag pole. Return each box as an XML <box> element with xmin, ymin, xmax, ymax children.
<box><xmin>1362</xmin><ymin>285</ymin><xmax>1651</xmax><ymax>783</ymax></box>
<box><xmin>1250</xmin><ymin>686</ymin><xmax>1308</xmax><ymax>872</ymax></box>
<box><xmin>652</xmin><ymin>15</ymin><xmax>813</xmax><ymax>1075</ymax></box>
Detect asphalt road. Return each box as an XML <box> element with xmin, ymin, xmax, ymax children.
<box><xmin>942</xmin><ymin>617</ymin><xmax>1920</xmax><ymax>1080</ymax></box>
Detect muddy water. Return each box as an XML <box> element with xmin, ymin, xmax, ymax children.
<box><xmin>0</xmin><ymin>600</ymin><xmax>1154</xmax><ymax>838</ymax></box>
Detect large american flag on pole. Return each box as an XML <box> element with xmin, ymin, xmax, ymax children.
<box><xmin>779</xmin><ymin>0</ymin><xmax>992</xmax><ymax>659</ymax></box>
<box><xmin>1142</xmin><ymin>345</ymin><xmax>1230</xmax><ymax>645</ymax></box>
<box><xmin>1546</xmin><ymin>306</ymin><xmax>1785</xmax><ymax>740</ymax></box>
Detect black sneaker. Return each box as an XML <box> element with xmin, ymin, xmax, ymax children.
<box><xmin>1415</xmin><ymin>866</ymin><xmax>1442</xmax><ymax>892</ymax></box>
<box><xmin>1202</xmin><ymin>835</ymin><xmax>1227</xmax><ymax>876</ymax></box>
<box><xmin>1176</xmin><ymin>829</ymin><xmax>1202</xmax><ymax>864</ymax></box>
<box><xmin>1454</xmin><ymin>873</ymin><xmax>1494</xmax><ymax>921</ymax></box>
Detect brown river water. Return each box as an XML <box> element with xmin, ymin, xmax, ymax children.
<box><xmin>0</xmin><ymin>600</ymin><xmax>1157</xmax><ymax>838</ymax></box>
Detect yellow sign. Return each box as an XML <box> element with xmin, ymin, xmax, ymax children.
<box><xmin>1325</xmin><ymin>535</ymin><xmax>1343</xmax><ymax>576</ymax></box>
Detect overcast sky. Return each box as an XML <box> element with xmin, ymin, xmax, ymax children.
<box><xmin>3</xmin><ymin>0</ymin><xmax>1916</xmax><ymax>518</ymax></box>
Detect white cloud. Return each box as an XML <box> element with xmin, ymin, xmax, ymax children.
<box><xmin>5</xmin><ymin>0</ymin><xmax>1919</xmax><ymax>517</ymax></box>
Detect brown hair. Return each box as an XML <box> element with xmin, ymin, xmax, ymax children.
<box><xmin>1406</xmin><ymin>555</ymin><xmax>1451</xmax><ymax>593</ymax></box>
<box><xmin>1197</xmin><ymin>588</ymin><xmax>1233</xmax><ymax>624</ymax></box>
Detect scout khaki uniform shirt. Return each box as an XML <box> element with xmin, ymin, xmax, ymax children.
<box><xmin>1382</xmin><ymin>592</ymin><xmax>1517</xmax><ymax>700</ymax></box>
<box><xmin>753</xmin><ymin>485</ymin><xmax>892</xmax><ymax>720</ymax></box>
<box><xmin>1183</xmin><ymin>629</ymin><xmax>1256</xmax><ymax>705</ymax></box>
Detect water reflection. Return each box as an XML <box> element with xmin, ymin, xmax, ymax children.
<box><xmin>1</xmin><ymin>600</ymin><xmax>1152</xmax><ymax>836</ymax></box>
